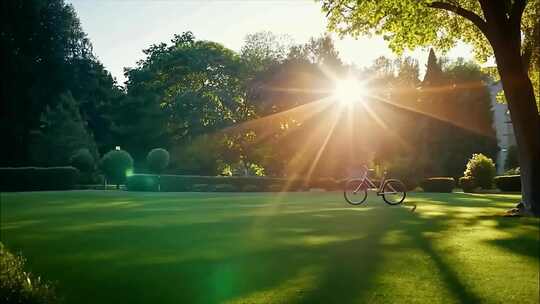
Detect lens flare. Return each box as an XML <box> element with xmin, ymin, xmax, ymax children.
<box><xmin>333</xmin><ymin>77</ymin><xmax>367</xmax><ymax>105</ymax></box>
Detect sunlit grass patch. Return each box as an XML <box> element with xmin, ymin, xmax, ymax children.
<box><xmin>0</xmin><ymin>191</ymin><xmax>538</xmax><ymax>304</ymax></box>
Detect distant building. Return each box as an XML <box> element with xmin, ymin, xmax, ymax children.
<box><xmin>488</xmin><ymin>81</ymin><xmax>516</xmax><ymax>174</ymax></box>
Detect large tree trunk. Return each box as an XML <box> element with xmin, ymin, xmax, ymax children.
<box><xmin>492</xmin><ymin>41</ymin><xmax>540</xmax><ymax>216</ymax></box>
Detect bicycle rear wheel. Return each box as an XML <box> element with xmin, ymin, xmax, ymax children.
<box><xmin>381</xmin><ymin>179</ymin><xmax>406</xmax><ymax>205</ymax></box>
<box><xmin>344</xmin><ymin>179</ymin><xmax>368</xmax><ymax>205</ymax></box>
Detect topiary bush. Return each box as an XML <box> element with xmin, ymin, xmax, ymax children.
<box><xmin>459</xmin><ymin>176</ymin><xmax>476</xmax><ymax>193</ymax></box>
<box><xmin>100</xmin><ymin>149</ymin><xmax>133</xmax><ymax>189</ymax></box>
<box><xmin>463</xmin><ymin>153</ymin><xmax>496</xmax><ymax>189</ymax></box>
<box><xmin>421</xmin><ymin>177</ymin><xmax>455</xmax><ymax>193</ymax></box>
<box><xmin>0</xmin><ymin>243</ymin><xmax>57</xmax><ymax>304</ymax></box>
<box><xmin>69</xmin><ymin>148</ymin><xmax>95</xmax><ymax>173</ymax></box>
<box><xmin>70</xmin><ymin>149</ymin><xmax>98</xmax><ymax>185</ymax></box>
<box><xmin>146</xmin><ymin>148</ymin><xmax>170</xmax><ymax>174</ymax></box>
<box><xmin>494</xmin><ymin>175</ymin><xmax>521</xmax><ymax>192</ymax></box>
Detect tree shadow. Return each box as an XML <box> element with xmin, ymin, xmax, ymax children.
<box><xmin>406</xmin><ymin>220</ymin><xmax>483</xmax><ymax>303</ymax></box>
<box><xmin>2</xmin><ymin>191</ymin><xmax>537</xmax><ymax>304</ymax></box>
<box><xmin>488</xmin><ymin>237</ymin><xmax>539</xmax><ymax>259</ymax></box>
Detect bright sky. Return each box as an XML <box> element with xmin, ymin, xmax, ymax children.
<box><xmin>69</xmin><ymin>0</ymin><xmax>475</xmax><ymax>84</ymax></box>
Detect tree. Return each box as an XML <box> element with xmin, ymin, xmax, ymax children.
<box><xmin>1</xmin><ymin>0</ymin><xmax>94</xmax><ymax>165</ymax></box>
<box><xmin>241</xmin><ymin>31</ymin><xmax>292</xmax><ymax>73</ymax></box>
<box><xmin>1</xmin><ymin>0</ymin><xmax>124</xmax><ymax>164</ymax></box>
<box><xmin>220</xmin><ymin>130</ymin><xmax>270</xmax><ymax>176</ymax></box>
<box><xmin>67</xmin><ymin>58</ymin><xmax>125</xmax><ymax>154</ymax></box>
<box><xmin>146</xmin><ymin>148</ymin><xmax>170</xmax><ymax>174</ymax></box>
<box><xmin>288</xmin><ymin>34</ymin><xmax>344</xmax><ymax>69</ymax></box>
<box><xmin>100</xmin><ymin>149</ymin><xmax>133</xmax><ymax>189</ymax></box>
<box><xmin>29</xmin><ymin>92</ymin><xmax>99</xmax><ymax>166</ymax></box>
<box><xmin>122</xmin><ymin>32</ymin><xmax>252</xmax><ymax>163</ymax></box>
<box><xmin>322</xmin><ymin>0</ymin><xmax>540</xmax><ymax>215</ymax></box>
<box><xmin>171</xmin><ymin>135</ymin><xmax>223</xmax><ymax>175</ymax></box>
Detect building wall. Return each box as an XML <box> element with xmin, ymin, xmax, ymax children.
<box><xmin>489</xmin><ymin>81</ymin><xmax>517</xmax><ymax>174</ymax></box>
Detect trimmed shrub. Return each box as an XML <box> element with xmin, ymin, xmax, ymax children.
<box><xmin>214</xmin><ymin>184</ymin><xmax>237</xmax><ymax>192</ymax></box>
<box><xmin>0</xmin><ymin>167</ymin><xmax>79</xmax><ymax>191</ymax></box>
<box><xmin>126</xmin><ymin>174</ymin><xmax>159</xmax><ymax>191</ymax></box>
<box><xmin>464</xmin><ymin>153</ymin><xmax>496</xmax><ymax>189</ymax></box>
<box><xmin>459</xmin><ymin>176</ymin><xmax>476</xmax><ymax>193</ymax></box>
<box><xmin>69</xmin><ymin>148</ymin><xmax>95</xmax><ymax>173</ymax></box>
<box><xmin>100</xmin><ymin>150</ymin><xmax>133</xmax><ymax>188</ymax></box>
<box><xmin>421</xmin><ymin>177</ymin><xmax>455</xmax><ymax>193</ymax></box>
<box><xmin>146</xmin><ymin>148</ymin><xmax>170</xmax><ymax>174</ymax></box>
<box><xmin>242</xmin><ymin>184</ymin><xmax>261</xmax><ymax>192</ymax></box>
<box><xmin>494</xmin><ymin>175</ymin><xmax>521</xmax><ymax>192</ymax></box>
<box><xmin>0</xmin><ymin>243</ymin><xmax>57</xmax><ymax>304</ymax></box>
<box><xmin>191</xmin><ymin>184</ymin><xmax>209</xmax><ymax>192</ymax></box>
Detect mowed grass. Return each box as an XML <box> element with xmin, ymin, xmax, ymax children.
<box><xmin>0</xmin><ymin>191</ymin><xmax>538</xmax><ymax>304</ymax></box>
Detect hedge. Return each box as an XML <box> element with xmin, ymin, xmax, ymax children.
<box><xmin>125</xmin><ymin>174</ymin><xmax>159</xmax><ymax>192</ymax></box>
<box><xmin>126</xmin><ymin>174</ymin><xmax>312</xmax><ymax>192</ymax></box>
<box><xmin>267</xmin><ymin>184</ymin><xmax>284</xmax><ymax>192</ymax></box>
<box><xmin>308</xmin><ymin>178</ymin><xmax>338</xmax><ymax>190</ymax></box>
<box><xmin>213</xmin><ymin>184</ymin><xmax>237</xmax><ymax>192</ymax></box>
<box><xmin>494</xmin><ymin>175</ymin><xmax>521</xmax><ymax>192</ymax></box>
<box><xmin>192</xmin><ymin>184</ymin><xmax>209</xmax><ymax>192</ymax></box>
<box><xmin>242</xmin><ymin>184</ymin><xmax>261</xmax><ymax>192</ymax></box>
<box><xmin>421</xmin><ymin>177</ymin><xmax>455</xmax><ymax>193</ymax></box>
<box><xmin>0</xmin><ymin>167</ymin><xmax>79</xmax><ymax>191</ymax></box>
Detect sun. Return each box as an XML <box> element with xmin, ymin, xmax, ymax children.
<box><xmin>333</xmin><ymin>77</ymin><xmax>367</xmax><ymax>105</ymax></box>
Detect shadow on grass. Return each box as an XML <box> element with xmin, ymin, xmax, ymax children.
<box><xmin>488</xmin><ymin>237</ymin><xmax>539</xmax><ymax>259</ymax></box>
<box><xmin>405</xmin><ymin>217</ymin><xmax>482</xmax><ymax>303</ymax></box>
<box><xmin>2</xmin><ymin>191</ymin><xmax>538</xmax><ymax>304</ymax></box>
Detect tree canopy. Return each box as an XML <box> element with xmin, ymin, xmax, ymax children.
<box><xmin>1</xmin><ymin>0</ymin><xmax>122</xmax><ymax>165</ymax></box>
<box><xmin>321</xmin><ymin>0</ymin><xmax>540</xmax><ymax>215</ymax></box>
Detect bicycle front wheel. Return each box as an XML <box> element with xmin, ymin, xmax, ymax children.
<box><xmin>344</xmin><ymin>179</ymin><xmax>368</xmax><ymax>205</ymax></box>
<box><xmin>381</xmin><ymin>179</ymin><xmax>406</xmax><ymax>205</ymax></box>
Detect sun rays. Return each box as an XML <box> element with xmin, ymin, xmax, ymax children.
<box><xmin>182</xmin><ymin>62</ymin><xmax>496</xmax><ymax>196</ymax></box>
<box><xmin>332</xmin><ymin>76</ymin><xmax>369</xmax><ymax>105</ymax></box>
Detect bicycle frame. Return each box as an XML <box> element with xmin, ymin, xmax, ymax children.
<box><xmin>352</xmin><ymin>166</ymin><xmax>399</xmax><ymax>196</ymax></box>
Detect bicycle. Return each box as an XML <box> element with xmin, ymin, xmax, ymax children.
<box><xmin>344</xmin><ymin>165</ymin><xmax>406</xmax><ymax>205</ymax></box>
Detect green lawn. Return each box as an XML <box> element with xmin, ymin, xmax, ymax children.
<box><xmin>0</xmin><ymin>191</ymin><xmax>538</xmax><ymax>303</ymax></box>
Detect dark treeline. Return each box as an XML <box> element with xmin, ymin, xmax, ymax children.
<box><xmin>1</xmin><ymin>0</ymin><xmax>496</xmax><ymax>181</ymax></box>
